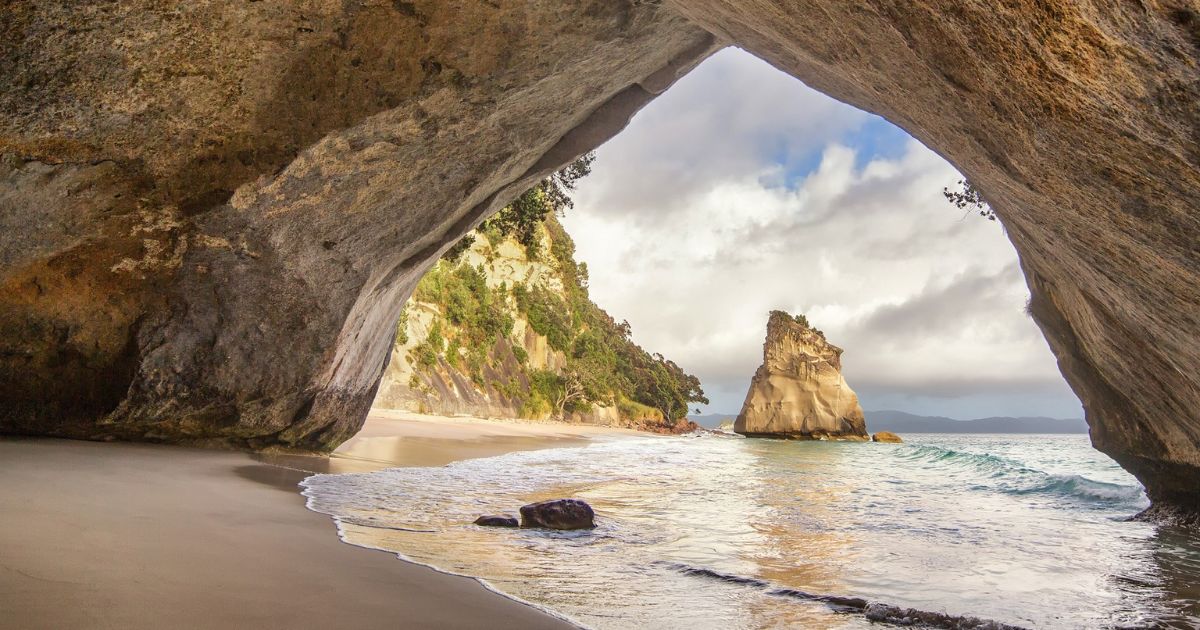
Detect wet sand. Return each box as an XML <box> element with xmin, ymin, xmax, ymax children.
<box><xmin>0</xmin><ymin>412</ymin><xmax>642</xmax><ymax>629</ymax></box>
<box><xmin>263</xmin><ymin>409</ymin><xmax>648</xmax><ymax>473</ymax></box>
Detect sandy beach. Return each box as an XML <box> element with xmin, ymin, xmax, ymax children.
<box><xmin>0</xmin><ymin>411</ymin><xmax>643</xmax><ymax>629</ymax></box>
<box><xmin>290</xmin><ymin>409</ymin><xmax>647</xmax><ymax>473</ymax></box>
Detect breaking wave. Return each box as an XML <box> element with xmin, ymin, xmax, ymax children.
<box><xmin>898</xmin><ymin>443</ymin><xmax>1146</xmax><ymax>507</ymax></box>
<box><xmin>1017</xmin><ymin>473</ymin><xmax>1146</xmax><ymax>503</ymax></box>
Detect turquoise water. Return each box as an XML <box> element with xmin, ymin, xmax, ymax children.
<box><xmin>302</xmin><ymin>434</ymin><xmax>1200</xmax><ymax>629</ymax></box>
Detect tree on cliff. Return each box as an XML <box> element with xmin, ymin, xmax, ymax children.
<box><xmin>441</xmin><ymin>233</ymin><xmax>476</xmax><ymax>263</ymax></box>
<box><xmin>481</xmin><ymin>152</ymin><xmax>595</xmax><ymax>258</ymax></box>
<box><xmin>441</xmin><ymin>152</ymin><xmax>594</xmax><ymax>262</ymax></box>
<box><xmin>943</xmin><ymin>178</ymin><xmax>996</xmax><ymax>221</ymax></box>
<box><xmin>636</xmin><ymin>354</ymin><xmax>708</xmax><ymax>422</ymax></box>
<box><xmin>526</xmin><ymin>369</ymin><xmax>588</xmax><ymax>421</ymax></box>
<box><xmin>539</xmin><ymin>151</ymin><xmax>594</xmax><ymax>215</ymax></box>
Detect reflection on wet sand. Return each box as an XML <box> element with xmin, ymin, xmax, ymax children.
<box><xmin>741</xmin><ymin>441</ymin><xmax>861</xmax><ymax>595</ymax></box>
<box><xmin>1148</xmin><ymin>526</ymin><xmax>1200</xmax><ymax>626</ymax></box>
<box><xmin>734</xmin><ymin>441</ymin><xmax>863</xmax><ymax>629</ymax></box>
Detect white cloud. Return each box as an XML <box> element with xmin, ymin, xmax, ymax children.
<box><xmin>574</xmin><ymin>48</ymin><xmax>869</xmax><ymax>226</ymax></box>
<box><xmin>561</xmin><ymin>49</ymin><xmax>1082</xmax><ymax>419</ymax></box>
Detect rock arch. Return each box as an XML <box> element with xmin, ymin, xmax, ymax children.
<box><xmin>1</xmin><ymin>1</ymin><xmax>1197</xmax><ymax>519</ymax></box>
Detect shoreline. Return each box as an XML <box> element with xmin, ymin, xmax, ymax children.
<box><xmin>0</xmin><ymin>411</ymin><xmax>643</xmax><ymax>629</ymax></box>
<box><xmin>260</xmin><ymin>408</ymin><xmax>652</xmax><ymax>473</ymax></box>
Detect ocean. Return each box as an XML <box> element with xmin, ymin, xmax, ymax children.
<box><xmin>301</xmin><ymin>433</ymin><xmax>1200</xmax><ymax>629</ymax></box>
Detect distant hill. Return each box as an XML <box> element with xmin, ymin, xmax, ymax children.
<box><xmin>690</xmin><ymin>413</ymin><xmax>736</xmax><ymax>429</ymax></box>
<box><xmin>689</xmin><ymin>411</ymin><xmax>1088</xmax><ymax>433</ymax></box>
<box><xmin>866</xmin><ymin>410</ymin><xmax>1089</xmax><ymax>434</ymax></box>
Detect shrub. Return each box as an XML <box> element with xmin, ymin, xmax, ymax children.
<box><xmin>616</xmin><ymin>395</ymin><xmax>662</xmax><ymax>422</ymax></box>
<box><xmin>414</xmin><ymin>342</ymin><xmax>437</xmax><ymax>369</ymax></box>
<box><xmin>427</xmin><ymin>321</ymin><xmax>444</xmax><ymax>352</ymax></box>
<box><xmin>442</xmin><ymin>234</ymin><xmax>475</xmax><ymax>263</ymax></box>
<box><xmin>514</xmin><ymin>284</ymin><xmax>573</xmax><ymax>351</ymax></box>
<box><xmin>446</xmin><ymin>338</ymin><xmax>462</xmax><ymax>369</ymax></box>
<box><xmin>395</xmin><ymin>306</ymin><xmax>409</xmax><ymax>345</ymax></box>
<box><xmin>495</xmin><ymin>376</ymin><xmax>523</xmax><ymax>401</ymax></box>
<box><xmin>520</xmin><ymin>394</ymin><xmax>553</xmax><ymax>419</ymax></box>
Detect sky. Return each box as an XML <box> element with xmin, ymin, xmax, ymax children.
<box><xmin>559</xmin><ymin>48</ymin><xmax>1084</xmax><ymax>420</ymax></box>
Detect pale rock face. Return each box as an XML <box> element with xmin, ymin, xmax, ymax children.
<box><xmin>734</xmin><ymin>312</ymin><xmax>867</xmax><ymax>440</ymax></box>
<box><xmin>371</xmin><ymin>219</ymin><xmax>654</xmax><ymax>430</ymax></box>
<box><xmin>459</xmin><ymin>240</ymin><xmax>564</xmax><ymax>295</ymax></box>
<box><xmin>372</xmin><ymin>224</ymin><xmax>567</xmax><ymax>419</ymax></box>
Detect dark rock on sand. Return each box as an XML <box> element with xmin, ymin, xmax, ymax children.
<box><xmin>519</xmin><ymin>499</ymin><xmax>595</xmax><ymax>530</ymax></box>
<box><xmin>474</xmin><ymin>515</ymin><xmax>519</xmax><ymax>528</ymax></box>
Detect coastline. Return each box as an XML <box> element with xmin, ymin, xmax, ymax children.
<box><xmin>0</xmin><ymin>411</ymin><xmax>642</xmax><ymax>629</ymax></box>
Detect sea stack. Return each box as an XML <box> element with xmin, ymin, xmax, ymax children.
<box><xmin>734</xmin><ymin>311</ymin><xmax>868</xmax><ymax>441</ymax></box>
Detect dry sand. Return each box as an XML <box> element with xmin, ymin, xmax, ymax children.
<box><xmin>0</xmin><ymin>411</ymin><xmax>645</xmax><ymax>629</ymax></box>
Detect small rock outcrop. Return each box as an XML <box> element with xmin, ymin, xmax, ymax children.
<box><xmin>473</xmin><ymin>515</ymin><xmax>519</xmax><ymax>528</ymax></box>
<box><xmin>519</xmin><ymin>499</ymin><xmax>595</xmax><ymax>530</ymax></box>
<box><xmin>734</xmin><ymin>311</ymin><xmax>867</xmax><ymax>441</ymax></box>
<box><xmin>872</xmin><ymin>432</ymin><xmax>903</xmax><ymax>443</ymax></box>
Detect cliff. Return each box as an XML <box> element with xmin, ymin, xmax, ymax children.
<box><xmin>734</xmin><ymin>311</ymin><xmax>867</xmax><ymax>440</ymax></box>
<box><xmin>373</xmin><ymin>214</ymin><xmax>701</xmax><ymax>434</ymax></box>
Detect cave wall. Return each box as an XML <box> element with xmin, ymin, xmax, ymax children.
<box><xmin>1</xmin><ymin>1</ymin><xmax>1198</xmax><ymax>517</ymax></box>
<box><xmin>0</xmin><ymin>0</ymin><xmax>717</xmax><ymax>448</ymax></box>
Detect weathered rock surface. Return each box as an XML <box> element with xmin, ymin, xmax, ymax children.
<box><xmin>519</xmin><ymin>499</ymin><xmax>596</xmax><ymax>530</ymax></box>
<box><xmin>473</xmin><ymin>515</ymin><xmax>519</xmax><ymax>528</ymax></box>
<box><xmin>735</xmin><ymin>311</ymin><xmax>867</xmax><ymax>440</ymax></box>
<box><xmin>872</xmin><ymin>432</ymin><xmax>903</xmax><ymax>444</ymax></box>
<box><xmin>2</xmin><ymin>1</ymin><xmax>1199</xmax><ymax>518</ymax></box>
<box><xmin>0</xmin><ymin>1</ymin><xmax>716</xmax><ymax>449</ymax></box>
<box><xmin>373</xmin><ymin>223</ymin><xmax>573</xmax><ymax>420</ymax></box>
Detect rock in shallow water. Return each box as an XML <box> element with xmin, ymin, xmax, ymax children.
<box><xmin>519</xmin><ymin>499</ymin><xmax>595</xmax><ymax>530</ymax></box>
<box><xmin>473</xmin><ymin>515</ymin><xmax>519</xmax><ymax>528</ymax></box>
<box><xmin>872</xmin><ymin>432</ymin><xmax>903</xmax><ymax>443</ymax></box>
<box><xmin>734</xmin><ymin>311</ymin><xmax>867</xmax><ymax>440</ymax></box>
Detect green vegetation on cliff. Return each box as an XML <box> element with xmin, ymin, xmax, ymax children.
<box><xmin>775</xmin><ymin>309</ymin><xmax>824</xmax><ymax>339</ymax></box>
<box><xmin>389</xmin><ymin>156</ymin><xmax>707</xmax><ymax>429</ymax></box>
<box><xmin>445</xmin><ymin>152</ymin><xmax>595</xmax><ymax>263</ymax></box>
<box><xmin>412</xmin><ymin>264</ymin><xmax>513</xmax><ymax>385</ymax></box>
<box><xmin>535</xmin><ymin>218</ymin><xmax>707</xmax><ymax>422</ymax></box>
